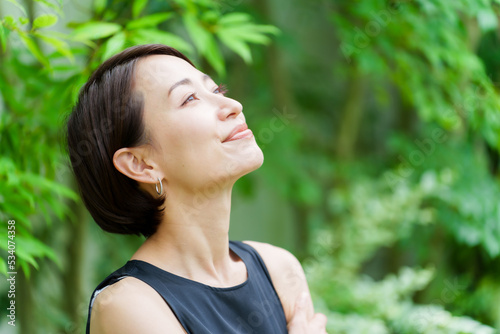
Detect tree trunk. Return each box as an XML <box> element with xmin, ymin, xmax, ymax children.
<box><xmin>335</xmin><ymin>67</ymin><xmax>366</xmax><ymax>159</ymax></box>
<box><xmin>61</xmin><ymin>196</ymin><xmax>88</xmax><ymax>333</ymax></box>
<box><xmin>18</xmin><ymin>271</ymin><xmax>35</xmax><ymax>334</ymax></box>
<box><xmin>253</xmin><ymin>0</ymin><xmax>310</xmax><ymax>255</ymax></box>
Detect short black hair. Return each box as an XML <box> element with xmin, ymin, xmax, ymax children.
<box><xmin>67</xmin><ymin>44</ymin><xmax>194</xmax><ymax>237</ymax></box>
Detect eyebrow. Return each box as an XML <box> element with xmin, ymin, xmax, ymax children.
<box><xmin>168</xmin><ymin>78</ymin><xmax>190</xmax><ymax>96</ymax></box>
<box><xmin>168</xmin><ymin>74</ymin><xmax>214</xmax><ymax>96</ymax></box>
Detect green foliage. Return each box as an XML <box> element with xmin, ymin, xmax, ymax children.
<box><xmin>0</xmin><ymin>15</ymin><xmax>79</xmax><ymax>276</ymax></box>
<box><xmin>175</xmin><ymin>0</ymin><xmax>278</xmax><ymax>75</ymax></box>
<box><xmin>66</xmin><ymin>0</ymin><xmax>278</xmax><ymax>75</ymax></box>
<box><xmin>132</xmin><ymin>0</ymin><xmax>149</xmax><ymax>18</ymax></box>
<box><xmin>252</xmin><ymin>0</ymin><xmax>500</xmax><ymax>331</ymax></box>
<box><xmin>216</xmin><ymin>12</ymin><xmax>279</xmax><ymax>64</ymax></box>
<box><xmin>305</xmin><ymin>151</ymin><xmax>497</xmax><ymax>332</ymax></box>
<box><xmin>334</xmin><ymin>0</ymin><xmax>500</xmax><ymax>150</ymax></box>
<box><xmin>429</xmin><ymin>148</ymin><xmax>500</xmax><ymax>257</ymax></box>
<box><xmin>384</xmin><ymin>129</ymin><xmax>500</xmax><ymax>258</ymax></box>
<box><xmin>71</xmin><ymin>22</ymin><xmax>122</xmax><ymax>41</ymax></box>
<box><xmin>1</xmin><ymin>0</ymin><xmax>500</xmax><ymax>332</ymax></box>
<box><xmin>32</xmin><ymin>14</ymin><xmax>58</xmax><ymax>29</ymax></box>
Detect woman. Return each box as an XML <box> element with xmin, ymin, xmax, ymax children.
<box><xmin>67</xmin><ymin>44</ymin><xmax>327</xmax><ymax>333</ymax></box>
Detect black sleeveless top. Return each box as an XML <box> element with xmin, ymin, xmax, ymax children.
<box><xmin>85</xmin><ymin>241</ymin><xmax>288</xmax><ymax>333</ymax></box>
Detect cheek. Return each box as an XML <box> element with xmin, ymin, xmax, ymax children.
<box><xmin>169</xmin><ymin>113</ymin><xmax>216</xmax><ymax>146</ymax></box>
<box><xmin>154</xmin><ymin>113</ymin><xmax>225</xmax><ymax>186</ymax></box>
<box><xmin>152</xmin><ymin>113</ymin><xmax>218</xmax><ymax>162</ymax></box>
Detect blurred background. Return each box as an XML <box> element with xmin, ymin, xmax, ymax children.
<box><xmin>1</xmin><ymin>0</ymin><xmax>500</xmax><ymax>333</ymax></box>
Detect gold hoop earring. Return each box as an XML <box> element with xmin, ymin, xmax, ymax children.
<box><xmin>155</xmin><ymin>177</ymin><xmax>163</xmax><ymax>196</ymax></box>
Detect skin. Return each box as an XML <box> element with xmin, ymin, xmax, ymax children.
<box><xmin>90</xmin><ymin>55</ymin><xmax>327</xmax><ymax>334</ymax></box>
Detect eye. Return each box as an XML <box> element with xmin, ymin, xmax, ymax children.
<box><xmin>214</xmin><ymin>84</ymin><xmax>228</xmax><ymax>95</ymax></box>
<box><xmin>181</xmin><ymin>93</ymin><xmax>199</xmax><ymax>106</ymax></box>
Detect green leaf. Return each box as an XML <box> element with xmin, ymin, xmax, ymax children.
<box><xmin>22</xmin><ymin>173</ymin><xmax>79</xmax><ymax>201</ymax></box>
<box><xmin>483</xmin><ymin>219</ymin><xmax>500</xmax><ymax>257</ymax></box>
<box><xmin>45</xmin><ymin>196</ymin><xmax>67</xmax><ymax>221</ymax></box>
<box><xmin>218</xmin><ymin>25</ymin><xmax>278</xmax><ymax>45</ymax></box>
<box><xmin>17</xmin><ymin>186</ymin><xmax>35</xmax><ymax>210</ymax></box>
<box><xmin>34</xmin><ymin>0</ymin><xmax>62</xmax><ymax>15</ymax></box>
<box><xmin>0</xmin><ymin>23</ymin><xmax>6</xmax><ymax>52</ymax></box>
<box><xmin>18</xmin><ymin>17</ymin><xmax>29</xmax><ymax>25</ymax></box>
<box><xmin>201</xmin><ymin>10</ymin><xmax>218</xmax><ymax>25</ymax></box>
<box><xmin>17</xmin><ymin>251</ymin><xmax>39</xmax><ymax>271</ymax></box>
<box><xmin>101</xmin><ymin>31</ymin><xmax>126</xmax><ymax>60</ymax></box>
<box><xmin>5</xmin><ymin>0</ymin><xmax>27</xmax><ymax>16</ymax></box>
<box><xmin>183</xmin><ymin>12</ymin><xmax>211</xmax><ymax>53</ymax></box>
<box><xmin>33</xmin><ymin>14</ymin><xmax>58</xmax><ymax>30</ymax></box>
<box><xmin>218</xmin><ymin>34</ymin><xmax>252</xmax><ymax>63</ymax></box>
<box><xmin>218</xmin><ymin>12</ymin><xmax>253</xmax><ymax>26</ymax></box>
<box><xmin>0</xmin><ymin>203</ymin><xmax>31</xmax><ymax>226</ymax></box>
<box><xmin>18</xmin><ymin>31</ymin><xmax>50</xmax><ymax>68</ymax></box>
<box><xmin>126</xmin><ymin>12</ymin><xmax>173</xmax><ymax>30</ymax></box>
<box><xmin>132</xmin><ymin>0</ymin><xmax>148</xmax><ymax>19</ymax></box>
<box><xmin>253</xmin><ymin>25</ymin><xmax>280</xmax><ymax>35</ymax></box>
<box><xmin>45</xmin><ymin>29</ymin><xmax>96</xmax><ymax>48</ymax></box>
<box><xmin>94</xmin><ymin>0</ymin><xmax>107</xmax><ymax>15</ymax></box>
<box><xmin>35</xmin><ymin>32</ymin><xmax>74</xmax><ymax>62</ymax></box>
<box><xmin>130</xmin><ymin>29</ymin><xmax>193</xmax><ymax>53</ymax></box>
<box><xmin>182</xmin><ymin>12</ymin><xmax>226</xmax><ymax>74</ymax></box>
<box><xmin>0</xmin><ymin>257</ymin><xmax>7</xmax><ymax>276</ymax></box>
<box><xmin>19</xmin><ymin>261</ymin><xmax>31</xmax><ymax>279</ymax></box>
<box><xmin>3</xmin><ymin>16</ymin><xmax>17</xmax><ymax>29</ymax></box>
<box><xmin>71</xmin><ymin>22</ymin><xmax>122</xmax><ymax>41</ymax></box>
<box><xmin>17</xmin><ymin>235</ymin><xmax>60</xmax><ymax>267</ymax></box>
<box><xmin>216</xmin><ymin>17</ymin><xmax>278</xmax><ymax>63</ymax></box>
<box><xmin>204</xmin><ymin>35</ymin><xmax>225</xmax><ymax>76</ymax></box>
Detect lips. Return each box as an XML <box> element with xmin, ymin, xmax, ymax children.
<box><xmin>223</xmin><ymin>123</ymin><xmax>253</xmax><ymax>142</ymax></box>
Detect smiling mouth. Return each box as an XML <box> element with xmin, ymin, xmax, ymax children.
<box><xmin>223</xmin><ymin>124</ymin><xmax>254</xmax><ymax>142</ymax></box>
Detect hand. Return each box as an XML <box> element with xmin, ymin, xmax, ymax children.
<box><xmin>287</xmin><ymin>293</ymin><xmax>328</xmax><ymax>334</ymax></box>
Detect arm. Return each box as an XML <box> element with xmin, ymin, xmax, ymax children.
<box><xmin>89</xmin><ymin>277</ymin><xmax>186</xmax><ymax>334</ymax></box>
<box><xmin>243</xmin><ymin>241</ymin><xmax>327</xmax><ymax>333</ymax></box>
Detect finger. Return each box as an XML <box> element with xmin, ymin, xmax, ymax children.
<box><xmin>310</xmin><ymin>313</ymin><xmax>328</xmax><ymax>332</ymax></box>
<box><xmin>295</xmin><ymin>292</ymin><xmax>308</xmax><ymax>312</ymax></box>
<box><xmin>288</xmin><ymin>292</ymin><xmax>308</xmax><ymax>328</ymax></box>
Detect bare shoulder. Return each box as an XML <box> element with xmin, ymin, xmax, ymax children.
<box><xmin>243</xmin><ymin>241</ymin><xmax>302</xmax><ymax>274</ymax></box>
<box><xmin>90</xmin><ymin>277</ymin><xmax>186</xmax><ymax>334</ymax></box>
<box><xmin>242</xmin><ymin>241</ymin><xmax>314</xmax><ymax>322</ymax></box>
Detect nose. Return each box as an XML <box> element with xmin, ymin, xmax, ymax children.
<box><xmin>217</xmin><ymin>96</ymin><xmax>243</xmax><ymax>121</ymax></box>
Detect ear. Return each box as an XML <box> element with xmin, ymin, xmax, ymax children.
<box><xmin>113</xmin><ymin>147</ymin><xmax>159</xmax><ymax>184</ymax></box>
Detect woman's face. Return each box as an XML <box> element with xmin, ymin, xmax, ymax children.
<box><xmin>134</xmin><ymin>55</ymin><xmax>263</xmax><ymax>192</ymax></box>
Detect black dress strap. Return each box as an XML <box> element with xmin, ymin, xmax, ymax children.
<box><xmin>85</xmin><ymin>241</ymin><xmax>288</xmax><ymax>333</ymax></box>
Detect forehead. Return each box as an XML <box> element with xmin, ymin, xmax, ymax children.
<box><xmin>134</xmin><ymin>55</ymin><xmax>200</xmax><ymax>92</ymax></box>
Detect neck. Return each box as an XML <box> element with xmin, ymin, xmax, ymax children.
<box><xmin>132</xmin><ymin>183</ymin><xmax>235</xmax><ymax>281</ymax></box>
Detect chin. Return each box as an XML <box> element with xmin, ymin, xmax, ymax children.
<box><xmin>230</xmin><ymin>143</ymin><xmax>264</xmax><ymax>180</ymax></box>
<box><xmin>247</xmin><ymin>146</ymin><xmax>264</xmax><ymax>171</ymax></box>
